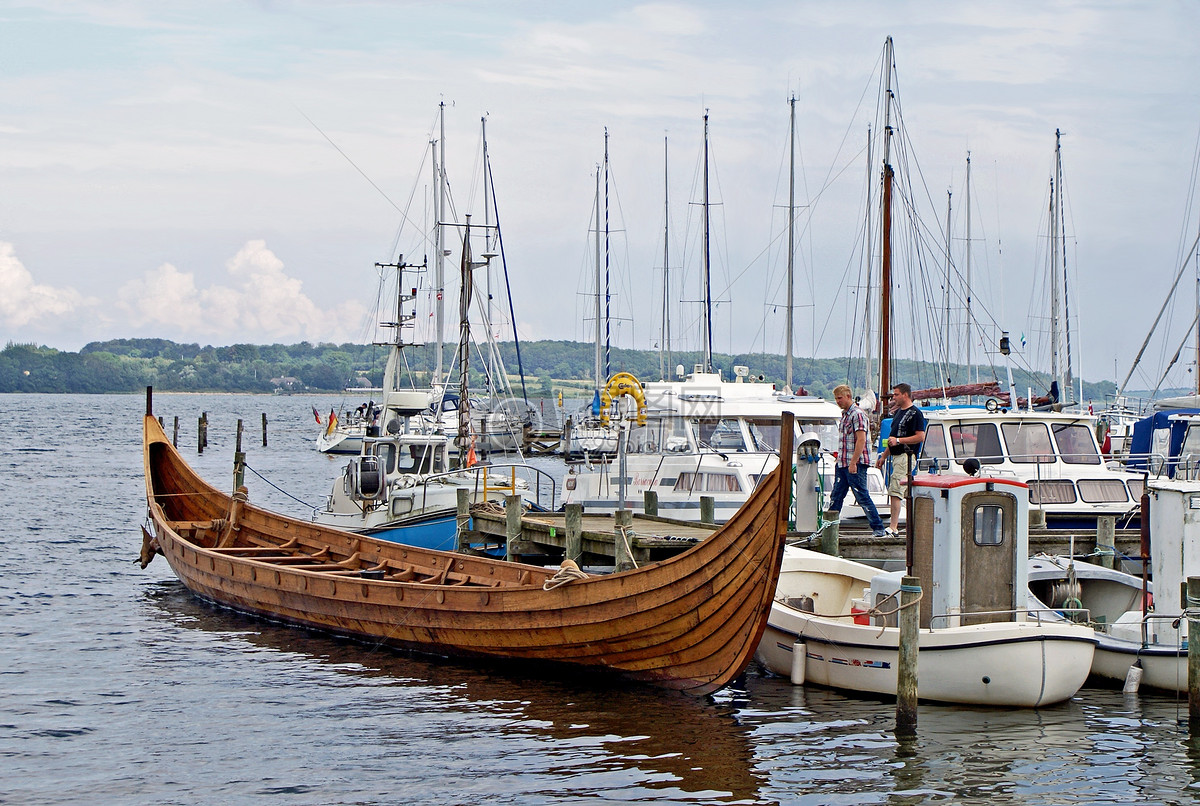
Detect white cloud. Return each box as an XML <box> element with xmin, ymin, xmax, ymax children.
<box><xmin>117</xmin><ymin>240</ymin><xmax>369</xmax><ymax>344</ymax></box>
<box><xmin>0</xmin><ymin>241</ymin><xmax>84</xmax><ymax>328</ymax></box>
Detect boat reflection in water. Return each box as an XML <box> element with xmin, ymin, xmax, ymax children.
<box><xmin>141</xmin><ymin>582</ymin><xmax>767</xmax><ymax>804</ymax></box>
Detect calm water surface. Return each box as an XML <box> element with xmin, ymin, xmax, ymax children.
<box><xmin>4</xmin><ymin>392</ymin><xmax>1200</xmax><ymax>805</ymax></box>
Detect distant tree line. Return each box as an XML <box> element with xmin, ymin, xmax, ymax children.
<box><xmin>0</xmin><ymin>337</ymin><xmax>1120</xmax><ymax>403</ymax></box>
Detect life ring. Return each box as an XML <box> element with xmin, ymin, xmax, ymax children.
<box><xmin>599</xmin><ymin>372</ymin><xmax>648</xmax><ymax>427</ymax></box>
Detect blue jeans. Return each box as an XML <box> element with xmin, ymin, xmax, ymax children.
<box><xmin>828</xmin><ymin>464</ymin><xmax>884</xmax><ymax>531</ymax></box>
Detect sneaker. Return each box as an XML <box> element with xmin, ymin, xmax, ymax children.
<box><xmin>872</xmin><ymin>529</ymin><xmax>887</xmax><ymax>537</ymax></box>
<box><xmin>884</xmin><ymin>527</ymin><xmax>900</xmax><ymax>537</ymax></box>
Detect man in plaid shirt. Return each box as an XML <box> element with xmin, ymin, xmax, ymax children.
<box><xmin>828</xmin><ymin>384</ymin><xmax>886</xmax><ymax>536</ymax></box>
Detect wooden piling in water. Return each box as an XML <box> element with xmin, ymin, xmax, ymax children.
<box><xmin>197</xmin><ymin>415</ymin><xmax>204</xmax><ymax>454</ymax></box>
<box><xmin>262</xmin><ymin>412</ymin><xmax>268</xmax><ymax>447</ymax></box>
<box><xmin>233</xmin><ymin>419</ymin><xmax>245</xmax><ymax>491</ymax></box>
<box><xmin>1190</xmin><ymin>576</ymin><xmax>1200</xmax><ymax>732</ymax></box>
<box><xmin>1096</xmin><ymin>515</ymin><xmax>1116</xmax><ymax>569</ymax></box>
<box><xmin>643</xmin><ymin>490</ymin><xmax>658</xmax><ymax>517</ymax></box>
<box><xmin>896</xmin><ymin>575</ymin><xmax>920</xmax><ymax>738</ymax></box>
<box><xmin>820</xmin><ymin>518</ymin><xmax>840</xmax><ymax>557</ymax></box>
<box><xmin>505</xmin><ymin>494</ymin><xmax>522</xmax><ymax>563</ymax></box>
<box><xmin>700</xmin><ymin>495</ymin><xmax>715</xmax><ymax>525</ymax></box>
<box><xmin>456</xmin><ymin>488</ymin><xmax>471</xmax><ymax>552</ymax></box>
<box><xmin>172</xmin><ymin>416</ymin><xmax>179</xmax><ymax>448</ymax></box>
<box><xmin>564</xmin><ymin>503</ymin><xmax>583</xmax><ymax>563</ymax></box>
<box><xmin>614</xmin><ymin>509</ymin><xmax>635</xmax><ymax>571</ymax></box>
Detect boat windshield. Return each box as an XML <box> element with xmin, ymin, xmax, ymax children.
<box><xmin>374</xmin><ymin>440</ymin><xmax>446</xmax><ymax>474</ymax></box>
<box><xmin>627</xmin><ymin>416</ymin><xmax>692</xmax><ymax>454</ymax></box>
<box><xmin>1051</xmin><ymin>423</ymin><xmax>1101</xmax><ymax>465</ymax></box>
<box><xmin>697</xmin><ymin>418</ymin><xmax>746</xmax><ymax>451</ymax></box>
<box><xmin>950</xmin><ymin>423</ymin><xmax>1003</xmax><ymax>465</ymax></box>
<box><xmin>922</xmin><ymin>423</ymin><xmax>947</xmax><ymax>460</ymax></box>
<box><xmin>1001</xmin><ymin>422</ymin><xmax>1055</xmax><ymax>464</ymax></box>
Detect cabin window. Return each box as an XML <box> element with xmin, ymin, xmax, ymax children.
<box><xmin>697</xmin><ymin>418</ymin><xmax>747</xmax><ymax>452</ymax></box>
<box><xmin>1077</xmin><ymin>479</ymin><xmax>1129</xmax><ymax>503</ymax></box>
<box><xmin>1051</xmin><ymin>423</ymin><xmax>1101</xmax><ymax>465</ymax></box>
<box><xmin>1127</xmin><ymin>478</ymin><xmax>1144</xmax><ymax>500</ymax></box>
<box><xmin>377</xmin><ymin>443</ymin><xmax>398</xmax><ymax>474</ymax></box>
<box><xmin>1028</xmin><ymin>480</ymin><xmax>1077</xmax><ymax>504</ymax></box>
<box><xmin>674</xmin><ymin>472</ymin><xmax>742</xmax><ymax>492</ymax></box>
<box><xmin>747</xmin><ymin>418</ymin><xmax>782</xmax><ymax>451</ymax></box>
<box><xmin>922</xmin><ymin>423</ymin><xmax>947</xmax><ymax>460</ymax></box>
<box><xmin>972</xmin><ymin>504</ymin><xmax>1005</xmax><ymax>546</ymax></box>
<box><xmin>1001</xmin><ymin>422</ymin><xmax>1054</xmax><ymax>464</ymax></box>
<box><xmin>950</xmin><ymin>423</ymin><xmax>1003</xmax><ymax>464</ymax></box>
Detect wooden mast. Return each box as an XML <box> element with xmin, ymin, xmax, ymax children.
<box><xmin>878</xmin><ymin>37</ymin><xmax>895</xmax><ymax>411</ymax></box>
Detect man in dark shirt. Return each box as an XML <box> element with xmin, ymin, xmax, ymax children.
<box><xmin>875</xmin><ymin>382</ymin><xmax>926</xmax><ymax>536</ymax></box>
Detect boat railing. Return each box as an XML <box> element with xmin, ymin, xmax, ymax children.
<box><xmin>1138</xmin><ymin>612</ymin><xmax>1186</xmax><ymax>647</ymax></box>
<box><xmin>928</xmin><ymin>607</ymin><xmax>1091</xmax><ymax>628</ymax></box>
<box><xmin>410</xmin><ymin>462</ymin><xmax>559</xmax><ymax>513</ymax></box>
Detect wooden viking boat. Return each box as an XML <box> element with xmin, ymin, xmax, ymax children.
<box><xmin>139</xmin><ymin>397</ymin><xmax>793</xmax><ymax>695</ymax></box>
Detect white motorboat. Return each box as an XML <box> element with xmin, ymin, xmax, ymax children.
<box><xmin>916</xmin><ymin>405</ymin><xmax>1145</xmax><ymax>529</ymax></box>
<box><xmin>756</xmin><ymin>472</ymin><xmax>1097</xmax><ymax>706</ymax></box>
<box><xmin>1026</xmin><ymin>474</ymin><xmax>1200</xmax><ymax>693</ymax></box>
<box><xmin>562</xmin><ymin>367</ymin><xmax>889</xmax><ymax>525</ymax></box>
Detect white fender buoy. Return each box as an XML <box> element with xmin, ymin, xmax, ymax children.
<box><xmin>1122</xmin><ymin>659</ymin><xmax>1143</xmax><ymax>694</ymax></box>
<box><xmin>791</xmin><ymin>641</ymin><xmax>807</xmax><ymax>685</ymax></box>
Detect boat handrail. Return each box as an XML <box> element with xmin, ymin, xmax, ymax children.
<box><xmin>927</xmin><ymin>607</ymin><xmax>1092</xmax><ymax>628</ymax></box>
<box><xmin>409</xmin><ymin>462</ymin><xmax>559</xmax><ymax>513</ymax></box>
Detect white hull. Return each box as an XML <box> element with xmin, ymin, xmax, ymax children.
<box><xmin>757</xmin><ymin>548</ymin><xmax>1096</xmax><ymax>706</ymax></box>
<box><xmin>1026</xmin><ymin>554</ymin><xmax>1187</xmax><ymax>692</ymax></box>
<box><xmin>758</xmin><ymin>619</ymin><xmax>1095</xmax><ymax>707</ymax></box>
<box><xmin>315</xmin><ymin>428</ymin><xmax>364</xmax><ymax>455</ymax></box>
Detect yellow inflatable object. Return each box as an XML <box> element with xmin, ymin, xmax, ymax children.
<box><xmin>599</xmin><ymin>372</ymin><xmax>647</xmax><ymax>426</ymax></box>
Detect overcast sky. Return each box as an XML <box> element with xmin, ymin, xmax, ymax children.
<box><xmin>2</xmin><ymin>1</ymin><xmax>1198</xmax><ymax>388</ymax></box>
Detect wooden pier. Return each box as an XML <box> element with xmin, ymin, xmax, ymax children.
<box><xmin>467</xmin><ymin>504</ymin><xmax>1141</xmax><ymax>570</ymax></box>
<box><xmin>466</xmin><ymin>508</ymin><xmax>717</xmax><ymax>566</ymax></box>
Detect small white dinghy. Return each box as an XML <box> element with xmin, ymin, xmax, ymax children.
<box><xmin>756</xmin><ymin>472</ymin><xmax>1097</xmax><ymax>707</ymax></box>
<box><xmin>1028</xmin><ymin>476</ymin><xmax>1196</xmax><ymax>693</ymax></box>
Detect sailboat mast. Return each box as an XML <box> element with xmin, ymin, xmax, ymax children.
<box><xmin>702</xmin><ymin>111</ymin><xmax>713</xmax><ymax>373</ymax></box>
<box><xmin>965</xmin><ymin>151</ymin><xmax>973</xmax><ymax>385</ymax></box>
<box><xmin>944</xmin><ymin>188</ymin><xmax>952</xmax><ymax>377</ymax></box>
<box><xmin>661</xmin><ymin>135</ymin><xmax>672</xmax><ymax>381</ymax></box>
<box><xmin>482</xmin><ymin>115</ymin><xmax>496</xmax><ymax>394</ymax></box>
<box><xmin>604</xmin><ymin>128</ymin><xmax>612</xmax><ymax>382</ymax></box>
<box><xmin>1050</xmin><ymin>130</ymin><xmax>1062</xmax><ymax>392</ymax></box>
<box><xmin>457</xmin><ymin>216</ymin><xmax>473</xmax><ymax>468</ymax></box>
<box><xmin>786</xmin><ymin>94</ymin><xmax>796</xmax><ymax>391</ymax></box>
<box><xmin>593</xmin><ymin>165</ymin><xmax>602</xmax><ymax>391</ymax></box>
<box><xmin>434</xmin><ymin>102</ymin><xmax>448</xmax><ymax>387</ymax></box>
<box><xmin>878</xmin><ymin>36</ymin><xmax>895</xmax><ymax>410</ymax></box>
<box><xmin>864</xmin><ymin>124</ymin><xmax>875</xmax><ymax>395</ymax></box>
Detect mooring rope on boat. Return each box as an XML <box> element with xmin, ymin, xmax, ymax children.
<box><xmin>243</xmin><ymin>463</ymin><xmax>318</xmax><ymax>510</ymax></box>
<box><xmin>616</xmin><ymin>525</ymin><xmax>640</xmax><ymax>570</ymax></box>
<box><xmin>542</xmin><ymin>560</ymin><xmax>589</xmax><ymax>590</ymax></box>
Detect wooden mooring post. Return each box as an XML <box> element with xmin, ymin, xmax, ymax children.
<box><xmin>262</xmin><ymin>412</ymin><xmax>268</xmax><ymax>447</ymax></box>
<box><xmin>700</xmin><ymin>495</ymin><xmax>715</xmax><ymax>525</ymax></box>
<box><xmin>643</xmin><ymin>490</ymin><xmax>659</xmax><ymax>517</ymax></box>
<box><xmin>1096</xmin><ymin>515</ymin><xmax>1116</xmax><ymax>569</ymax></box>
<box><xmin>504</xmin><ymin>495</ymin><xmax>522</xmax><ymax>563</ymax></box>
<box><xmin>1190</xmin><ymin>576</ymin><xmax>1200</xmax><ymax>732</ymax></box>
<box><xmin>819</xmin><ymin>517</ymin><xmax>839</xmax><ymax>557</ymax></box>
<box><xmin>895</xmin><ymin>575</ymin><xmax>920</xmax><ymax>738</ymax></box>
<box><xmin>172</xmin><ymin>416</ymin><xmax>179</xmax><ymax>448</ymax></box>
<box><xmin>233</xmin><ymin>419</ymin><xmax>245</xmax><ymax>491</ymax></box>
<box><xmin>564</xmin><ymin>504</ymin><xmax>583</xmax><ymax>564</ymax></box>
<box><xmin>455</xmin><ymin>488</ymin><xmax>471</xmax><ymax>552</ymax></box>
<box><xmin>614</xmin><ymin>509</ymin><xmax>635</xmax><ymax>571</ymax></box>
